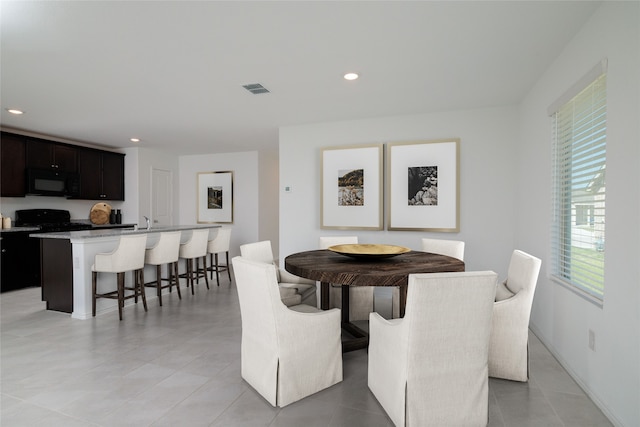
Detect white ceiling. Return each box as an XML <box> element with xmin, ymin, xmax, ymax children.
<box><xmin>1</xmin><ymin>1</ymin><xmax>600</xmax><ymax>155</ymax></box>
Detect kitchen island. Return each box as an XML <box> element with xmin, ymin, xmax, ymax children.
<box><xmin>31</xmin><ymin>225</ymin><xmax>220</xmax><ymax>319</ymax></box>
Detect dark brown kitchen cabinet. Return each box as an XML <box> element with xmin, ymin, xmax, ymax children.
<box><xmin>76</xmin><ymin>149</ymin><xmax>125</xmax><ymax>200</ymax></box>
<box><xmin>1</xmin><ymin>131</ymin><xmax>125</xmax><ymax>200</ymax></box>
<box><xmin>0</xmin><ymin>231</ymin><xmax>40</xmax><ymax>292</ymax></box>
<box><xmin>26</xmin><ymin>139</ymin><xmax>78</xmax><ymax>172</ymax></box>
<box><xmin>40</xmin><ymin>238</ymin><xmax>73</xmax><ymax>312</ymax></box>
<box><xmin>101</xmin><ymin>151</ymin><xmax>125</xmax><ymax>200</ymax></box>
<box><xmin>0</xmin><ymin>132</ymin><xmax>27</xmax><ymax>197</ymax></box>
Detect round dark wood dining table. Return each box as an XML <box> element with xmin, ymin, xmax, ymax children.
<box><xmin>284</xmin><ymin>249</ymin><xmax>465</xmax><ymax>352</ymax></box>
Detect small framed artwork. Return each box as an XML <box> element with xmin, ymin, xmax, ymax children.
<box><xmin>197</xmin><ymin>171</ymin><xmax>233</xmax><ymax>223</ymax></box>
<box><xmin>387</xmin><ymin>139</ymin><xmax>460</xmax><ymax>231</ymax></box>
<box><xmin>321</xmin><ymin>144</ymin><xmax>383</xmax><ymax>230</ymax></box>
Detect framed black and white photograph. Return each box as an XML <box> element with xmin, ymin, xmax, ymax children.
<box><xmin>387</xmin><ymin>139</ymin><xmax>459</xmax><ymax>231</ymax></box>
<box><xmin>321</xmin><ymin>144</ymin><xmax>383</xmax><ymax>230</ymax></box>
<box><xmin>197</xmin><ymin>171</ymin><xmax>233</xmax><ymax>223</ymax></box>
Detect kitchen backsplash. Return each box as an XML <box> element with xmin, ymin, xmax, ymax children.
<box><xmin>0</xmin><ymin>196</ymin><xmax>124</xmax><ymax>222</ymax></box>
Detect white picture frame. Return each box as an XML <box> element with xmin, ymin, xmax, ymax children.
<box><xmin>387</xmin><ymin>139</ymin><xmax>460</xmax><ymax>232</ymax></box>
<box><xmin>197</xmin><ymin>171</ymin><xmax>233</xmax><ymax>223</ymax></box>
<box><xmin>321</xmin><ymin>144</ymin><xmax>383</xmax><ymax>230</ymax></box>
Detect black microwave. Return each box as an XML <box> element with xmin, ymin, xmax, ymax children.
<box><xmin>26</xmin><ymin>168</ymin><xmax>80</xmax><ymax>197</ymax></box>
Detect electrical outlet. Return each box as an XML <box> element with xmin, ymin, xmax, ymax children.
<box><xmin>588</xmin><ymin>329</ymin><xmax>596</xmax><ymax>351</ymax></box>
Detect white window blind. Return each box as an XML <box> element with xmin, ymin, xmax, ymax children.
<box><xmin>551</xmin><ymin>71</ymin><xmax>606</xmax><ymax>301</ymax></box>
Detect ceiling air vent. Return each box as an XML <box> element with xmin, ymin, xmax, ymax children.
<box><xmin>242</xmin><ymin>83</ymin><xmax>270</xmax><ymax>95</ymax></box>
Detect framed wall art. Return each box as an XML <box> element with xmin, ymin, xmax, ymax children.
<box><xmin>197</xmin><ymin>171</ymin><xmax>233</xmax><ymax>223</ymax></box>
<box><xmin>321</xmin><ymin>144</ymin><xmax>383</xmax><ymax>230</ymax></box>
<box><xmin>387</xmin><ymin>139</ymin><xmax>459</xmax><ymax>232</ymax></box>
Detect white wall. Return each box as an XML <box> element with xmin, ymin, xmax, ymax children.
<box><xmin>518</xmin><ymin>3</ymin><xmax>639</xmax><ymax>427</ymax></box>
<box><xmin>257</xmin><ymin>147</ymin><xmax>281</xmax><ymax>256</ymax></box>
<box><xmin>279</xmin><ymin>105</ymin><xmax>518</xmax><ymax>276</ymax></box>
<box><xmin>178</xmin><ymin>151</ymin><xmax>259</xmax><ymax>258</ymax></box>
<box><xmin>0</xmin><ymin>195</ymin><xmax>108</xmax><ymax>223</ymax></box>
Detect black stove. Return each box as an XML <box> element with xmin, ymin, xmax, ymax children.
<box><xmin>15</xmin><ymin>209</ymin><xmax>93</xmax><ymax>232</ymax></box>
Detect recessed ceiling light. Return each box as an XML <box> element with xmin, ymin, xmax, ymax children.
<box><xmin>130</xmin><ymin>138</ymin><xmax>140</xmax><ymax>143</ymax></box>
<box><xmin>7</xmin><ymin>109</ymin><xmax>24</xmax><ymax>115</ymax></box>
<box><xmin>344</xmin><ymin>73</ymin><xmax>359</xmax><ymax>81</ymax></box>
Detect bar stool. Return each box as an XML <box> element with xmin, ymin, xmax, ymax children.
<box><xmin>206</xmin><ymin>228</ymin><xmax>232</xmax><ymax>286</ymax></box>
<box><xmin>179</xmin><ymin>228</ymin><xmax>210</xmax><ymax>294</ymax></box>
<box><xmin>92</xmin><ymin>234</ymin><xmax>148</xmax><ymax>321</ymax></box>
<box><xmin>144</xmin><ymin>231</ymin><xmax>182</xmax><ymax>306</ymax></box>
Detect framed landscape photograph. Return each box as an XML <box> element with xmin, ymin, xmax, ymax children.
<box><xmin>387</xmin><ymin>139</ymin><xmax>459</xmax><ymax>231</ymax></box>
<box><xmin>197</xmin><ymin>171</ymin><xmax>233</xmax><ymax>223</ymax></box>
<box><xmin>321</xmin><ymin>144</ymin><xmax>383</xmax><ymax>230</ymax></box>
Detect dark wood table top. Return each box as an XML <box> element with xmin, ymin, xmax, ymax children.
<box><xmin>285</xmin><ymin>249</ymin><xmax>465</xmax><ymax>352</ymax></box>
<box><xmin>284</xmin><ymin>249</ymin><xmax>465</xmax><ymax>288</ymax></box>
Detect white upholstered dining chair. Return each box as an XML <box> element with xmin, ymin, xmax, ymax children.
<box><xmin>391</xmin><ymin>237</ymin><xmax>466</xmax><ymax>318</ymax></box>
<box><xmin>239</xmin><ymin>240</ymin><xmax>316</xmax><ymax>306</ymax></box>
<box><xmin>368</xmin><ymin>271</ymin><xmax>497</xmax><ymax>426</ymax></box>
<box><xmin>319</xmin><ymin>236</ymin><xmax>375</xmax><ymax>321</ymax></box>
<box><xmin>489</xmin><ymin>249</ymin><xmax>542</xmax><ymax>382</ymax></box>
<box><xmin>231</xmin><ymin>256</ymin><xmax>342</xmax><ymax>407</ymax></box>
<box><xmin>421</xmin><ymin>237</ymin><xmax>465</xmax><ymax>260</ymax></box>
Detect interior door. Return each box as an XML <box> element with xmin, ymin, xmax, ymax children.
<box><xmin>151</xmin><ymin>168</ymin><xmax>173</xmax><ymax>226</ymax></box>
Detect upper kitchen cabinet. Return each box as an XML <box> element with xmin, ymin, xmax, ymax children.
<box><xmin>76</xmin><ymin>148</ymin><xmax>125</xmax><ymax>200</ymax></box>
<box><xmin>26</xmin><ymin>138</ymin><xmax>78</xmax><ymax>172</ymax></box>
<box><xmin>0</xmin><ymin>132</ymin><xmax>27</xmax><ymax>197</ymax></box>
<box><xmin>1</xmin><ymin>131</ymin><xmax>125</xmax><ymax>200</ymax></box>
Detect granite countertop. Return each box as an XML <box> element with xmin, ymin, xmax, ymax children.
<box><xmin>0</xmin><ymin>226</ymin><xmax>41</xmax><ymax>233</ymax></box>
<box><xmin>84</xmin><ymin>223</ymin><xmax>137</xmax><ymax>229</ymax></box>
<box><xmin>30</xmin><ymin>224</ymin><xmax>220</xmax><ymax>240</ymax></box>
<box><xmin>0</xmin><ymin>223</ymin><xmax>136</xmax><ymax>234</ymax></box>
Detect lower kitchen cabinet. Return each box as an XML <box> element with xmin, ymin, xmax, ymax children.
<box><xmin>0</xmin><ymin>232</ymin><xmax>40</xmax><ymax>292</ymax></box>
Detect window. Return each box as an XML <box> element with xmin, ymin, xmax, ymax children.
<box><xmin>551</xmin><ymin>67</ymin><xmax>606</xmax><ymax>301</ymax></box>
<box><xmin>575</xmin><ymin>204</ymin><xmax>594</xmax><ymax>226</ymax></box>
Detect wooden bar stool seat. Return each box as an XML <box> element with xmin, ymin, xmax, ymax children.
<box><xmin>144</xmin><ymin>231</ymin><xmax>182</xmax><ymax>306</ymax></box>
<box><xmin>92</xmin><ymin>234</ymin><xmax>148</xmax><ymax>320</ymax></box>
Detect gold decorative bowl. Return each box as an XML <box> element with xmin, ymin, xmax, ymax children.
<box><xmin>328</xmin><ymin>244</ymin><xmax>411</xmax><ymax>259</ymax></box>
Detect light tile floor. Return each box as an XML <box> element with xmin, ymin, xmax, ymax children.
<box><xmin>1</xmin><ymin>280</ymin><xmax>612</xmax><ymax>427</ymax></box>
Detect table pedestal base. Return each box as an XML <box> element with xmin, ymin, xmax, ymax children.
<box><xmin>342</xmin><ymin>321</ymin><xmax>368</xmax><ymax>352</ymax></box>
<box><xmin>322</xmin><ymin>282</ymin><xmax>371</xmax><ymax>353</ymax></box>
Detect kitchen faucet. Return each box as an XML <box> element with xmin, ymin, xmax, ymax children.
<box><xmin>144</xmin><ymin>216</ymin><xmax>151</xmax><ymax>230</ymax></box>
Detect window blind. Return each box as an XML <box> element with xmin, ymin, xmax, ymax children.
<box><xmin>551</xmin><ymin>72</ymin><xmax>606</xmax><ymax>300</ymax></box>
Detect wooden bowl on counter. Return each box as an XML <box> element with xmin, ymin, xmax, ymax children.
<box><xmin>90</xmin><ymin>203</ymin><xmax>112</xmax><ymax>225</ymax></box>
